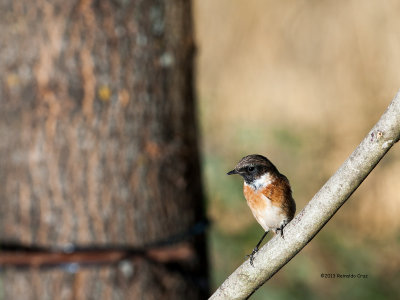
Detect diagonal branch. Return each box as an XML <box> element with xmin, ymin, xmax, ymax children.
<box><xmin>210</xmin><ymin>91</ymin><xmax>400</xmax><ymax>300</ymax></box>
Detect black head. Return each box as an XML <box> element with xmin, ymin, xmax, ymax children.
<box><xmin>227</xmin><ymin>154</ymin><xmax>278</xmax><ymax>184</ymax></box>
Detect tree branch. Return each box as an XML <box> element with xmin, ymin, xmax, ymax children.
<box><xmin>210</xmin><ymin>91</ymin><xmax>400</xmax><ymax>300</ymax></box>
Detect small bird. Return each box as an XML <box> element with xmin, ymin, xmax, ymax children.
<box><xmin>227</xmin><ymin>154</ymin><xmax>296</xmax><ymax>266</ymax></box>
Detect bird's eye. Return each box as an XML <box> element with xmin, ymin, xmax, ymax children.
<box><xmin>248</xmin><ymin>166</ymin><xmax>255</xmax><ymax>172</ymax></box>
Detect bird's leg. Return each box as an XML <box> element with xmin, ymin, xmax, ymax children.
<box><xmin>246</xmin><ymin>230</ymin><xmax>269</xmax><ymax>267</ymax></box>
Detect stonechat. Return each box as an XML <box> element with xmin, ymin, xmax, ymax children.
<box><xmin>227</xmin><ymin>154</ymin><xmax>296</xmax><ymax>266</ymax></box>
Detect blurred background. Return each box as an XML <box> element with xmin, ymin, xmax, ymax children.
<box><xmin>194</xmin><ymin>0</ymin><xmax>400</xmax><ymax>299</ymax></box>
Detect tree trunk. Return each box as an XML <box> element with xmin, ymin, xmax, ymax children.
<box><xmin>0</xmin><ymin>0</ymin><xmax>208</xmax><ymax>298</ymax></box>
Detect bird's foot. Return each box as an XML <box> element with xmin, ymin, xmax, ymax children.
<box><xmin>276</xmin><ymin>226</ymin><xmax>284</xmax><ymax>239</ymax></box>
<box><xmin>245</xmin><ymin>247</ymin><xmax>259</xmax><ymax>267</ymax></box>
<box><xmin>276</xmin><ymin>220</ymin><xmax>288</xmax><ymax>239</ymax></box>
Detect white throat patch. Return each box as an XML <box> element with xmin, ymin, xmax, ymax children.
<box><xmin>247</xmin><ymin>172</ymin><xmax>273</xmax><ymax>190</ymax></box>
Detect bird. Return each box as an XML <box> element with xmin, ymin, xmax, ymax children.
<box><xmin>227</xmin><ymin>154</ymin><xmax>296</xmax><ymax>266</ymax></box>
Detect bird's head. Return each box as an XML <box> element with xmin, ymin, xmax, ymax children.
<box><xmin>227</xmin><ymin>154</ymin><xmax>278</xmax><ymax>187</ymax></box>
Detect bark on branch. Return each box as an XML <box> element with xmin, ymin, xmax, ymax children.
<box><xmin>210</xmin><ymin>91</ymin><xmax>400</xmax><ymax>300</ymax></box>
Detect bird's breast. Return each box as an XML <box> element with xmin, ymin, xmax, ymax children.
<box><xmin>243</xmin><ymin>182</ymin><xmax>287</xmax><ymax>231</ymax></box>
<box><xmin>243</xmin><ymin>184</ymin><xmax>268</xmax><ymax>210</ymax></box>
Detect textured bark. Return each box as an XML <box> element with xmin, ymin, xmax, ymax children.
<box><xmin>210</xmin><ymin>91</ymin><xmax>400</xmax><ymax>299</ymax></box>
<box><xmin>0</xmin><ymin>0</ymin><xmax>208</xmax><ymax>299</ymax></box>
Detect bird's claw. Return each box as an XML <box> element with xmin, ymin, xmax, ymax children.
<box><xmin>245</xmin><ymin>247</ymin><xmax>259</xmax><ymax>267</ymax></box>
<box><xmin>276</xmin><ymin>228</ymin><xmax>284</xmax><ymax>239</ymax></box>
<box><xmin>276</xmin><ymin>224</ymin><xmax>286</xmax><ymax>239</ymax></box>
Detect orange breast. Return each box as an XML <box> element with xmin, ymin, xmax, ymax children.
<box><xmin>243</xmin><ymin>176</ymin><xmax>295</xmax><ymax>226</ymax></box>
<box><xmin>243</xmin><ymin>183</ymin><xmax>284</xmax><ymax>209</ymax></box>
<box><xmin>243</xmin><ymin>184</ymin><xmax>267</xmax><ymax>211</ymax></box>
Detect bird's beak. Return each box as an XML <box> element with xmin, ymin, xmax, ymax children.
<box><xmin>227</xmin><ymin>169</ymin><xmax>238</xmax><ymax>175</ymax></box>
